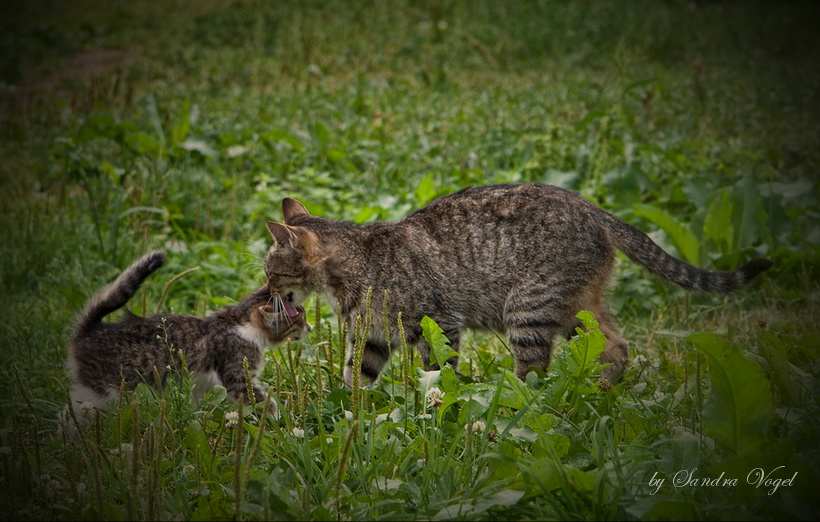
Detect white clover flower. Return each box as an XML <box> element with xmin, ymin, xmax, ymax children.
<box><xmin>426</xmin><ymin>386</ymin><xmax>445</xmax><ymax>409</ymax></box>
<box><xmin>292</xmin><ymin>427</ymin><xmax>305</xmax><ymax>438</ymax></box>
<box><xmin>344</xmin><ymin>410</ymin><xmax>354</xmax><ymax>421</ymax></box>
<box><xmin>634</xmin><ymin>354</ymin><xmax>648</xmax><ymax>365</ymax></box>
<box><xmin>225</xmin><ymin>411</ymin><xmax>239</xmax><ymax>428</ymax></box>
<box><xmin>417</xmin><ymin>413</ymin><xmax>432</xmax><ymax>420</ymax></box>
<box><xmin>326</xmin><ymin>437</ymin><xmax>334</xmax><ymax>445</ymax></box>
<box><xmin>181</xmin><ymin>464</ymin><xmax>195</xmax><ymax>476</ymax></box>
<box><xmin>470</xmin><ymin>420</ymin><xmax>486</xmax><ymax>433</ymax></box>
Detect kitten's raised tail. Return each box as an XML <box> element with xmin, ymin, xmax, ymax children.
<box><xmin>74</xmin><ymin>251</ymin><xmax>166</xmax><ymax>338</ymax></box>
<box><xmin>605</xmin><ymin>215</ymin><xmax>773</xmax><ymax>293</ymax></box>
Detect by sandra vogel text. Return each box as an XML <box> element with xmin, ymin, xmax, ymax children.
<box><xmin>648</xmin><ymin>466</ymin><xmax>797</xmax><ymax>496</ymax></box>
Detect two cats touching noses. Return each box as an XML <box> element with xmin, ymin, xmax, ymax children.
<box><xmin>66</xmin><ymin>182</ymin><xmax>773</xmax><ymax>426</ymax></box>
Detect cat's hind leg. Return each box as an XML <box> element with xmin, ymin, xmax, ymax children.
<box><xmin>586</xmin><ymin>303</ymin><xmax>628</xmax><ymax>384</ymax></box>
<box><xmin>573</xmin><ymin>271</ymin><xmax>629</xmax><ymax>384</ymax></box>
<box><xmin>503</xmin><ymin>287</ymin><xmax>568</xmax><ymax>380</ymax></box>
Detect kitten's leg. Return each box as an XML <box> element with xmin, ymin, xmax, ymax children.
<box><xmin>344</xmin><ymin>339</ymin><xmax>391</xmax><ymax>387</ymax></box>
<box><xmin>217</xmin><ymin>363</ymin><xmax>267</xmax><ymax>405</ymax></box>
<box><xmin>504</xmin><ymin>288</ymin><xmax>568</xmax><ymax>380</ymax></box>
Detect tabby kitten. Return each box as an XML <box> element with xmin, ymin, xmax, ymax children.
<box><xmin>263</xmin><ymin>183</ymin><xmax>772</xmax><ymax>386</ymax></box>
<box><xmin>68</xmin><ymin>250</ymin><xmax>310</xmax><ymax>417</ymax></box>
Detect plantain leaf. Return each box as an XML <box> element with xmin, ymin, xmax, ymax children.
<box><xmin>703</xmin><ymin>188</ymin><xmax>735</xmax><ymax>255</ymax></box>
<box><xmin>688</xmin><ymin>333</ymin><xmax>772</xmax><ymax>456</ymax></box>
<box><xmin>634</xmin><ymin>203</ymin><xmax>700</xmax><ymax>265</ymax></box>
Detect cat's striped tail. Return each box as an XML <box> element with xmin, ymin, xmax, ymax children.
<box><xmin>604</xmin><ymin>214</ymin><xmax>772</xmax><ymax>293</ymax></box>
<box><xmin>73</xmin><ymin>251</ymin><xmax>166</xmax><ymax>337</ymax></box>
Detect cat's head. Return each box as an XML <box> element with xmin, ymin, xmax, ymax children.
<box><xmin>264</xmin><ymin>198</ymin><xmax>323</xmax><ymax>306</ymax></box>
<box><xmin>254</xmin><ymin>302</ymin><xmax>311</xmax><ymax>342</ymax></box>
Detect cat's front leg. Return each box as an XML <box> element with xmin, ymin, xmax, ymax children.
<box><xmin>218</xmin><ymin>365</ymin><xmax>270</xmax><ymax>407</ymax></box>
<box><xmin>344</xmin><ymin>339</ymin><xmax>390</xmax><ymax>388</ymax></box>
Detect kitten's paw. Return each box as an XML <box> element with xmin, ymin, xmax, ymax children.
<box><xmin>266</xmin><ymin>397</ymin><xmax>281</xmax><ymax>420</ymax></box>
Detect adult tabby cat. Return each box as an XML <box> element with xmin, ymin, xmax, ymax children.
<box><xmin>68</xmin><ymin>250</ymin><xmax>310</xmax><ymax>417</ymax></box>
<box><xmin>263</xmin><ymin>183</ymin><xmax>772</xmax><ymax>386</ymax></box>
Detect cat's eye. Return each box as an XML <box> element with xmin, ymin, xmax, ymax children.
<box><xmin>272</xmin><ymin>270</ymin><xmax>304</xmax><ymax>279</ymax></box>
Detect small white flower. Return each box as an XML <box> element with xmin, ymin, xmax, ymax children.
<box><xmin>181</xmin><ymin>464</ymin><xmax>195</xmax><ymax>476</ymax></box>
<box><xmin>417</xmin><ymin>413</ymin><xmax>432</xmax><ymax>420</ymax></box>
<box><xmin>426</xmin><ymin>386</ymin><xmax>445</xmax><ymax>409</ymax></box>
<box><xmin>75</xmin><ymin>482</ymin><xmax>86</xmax><ymax>495</ymax></box>
<box><xmin>325</xmin><ymin>437</ymin><xmax>334</xmax><ymax>445</ymax></box>
<box><xmin>470</xmin><ymin>420</ymin><xmax>486</xmax><ymax>433</ymax></box>
<box><xmin>634</xmin><ymin>354</ymin><xmax>648</xmax><ymax>365</ymax></box>
<box><xmin>344</xmin><ymin>410</ymin><xmax>354</xmax><ymax>421</ymax></box>
<box><xmin>225</xmin><ymin>411</ymin><xmax>239</xmax><ymax>428</ymax></box>
<box><xmin>292</xmin><ymin>427</ymin><xmax>305</xmax><ymax>438</ymax></box>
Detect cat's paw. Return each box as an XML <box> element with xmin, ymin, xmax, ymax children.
<box><xmin>343</xmin><ymin>365</ymin><xmax>376</xmax><ymax>388</ymax></box>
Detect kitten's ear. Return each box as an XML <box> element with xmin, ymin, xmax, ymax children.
<box><xmin>282</xmin><ymin>198</ymin><xmax>310</xmax><ymax>224</ymax></box>
<box><xmin>266</xmin><ymin>222</ymin><xmax>298</xmax><ymax>248</ymax></box>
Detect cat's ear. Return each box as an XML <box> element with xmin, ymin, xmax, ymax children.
<box><xmin>266</xmin><ymin>222</ymin><xmax>298</xmax><ymax>248</ymax></box>
<box><xmin>282</xmin><ymin>198</ymin><xmax>310</xmax><ymax>224</ymax></box>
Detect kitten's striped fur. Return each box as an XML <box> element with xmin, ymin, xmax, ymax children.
<box><xmin>68</xmin><ymin>250</ymin><xmax>310</xmax><ymax>416</ymax></box>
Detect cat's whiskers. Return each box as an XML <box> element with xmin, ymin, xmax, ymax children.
<box><xmin>268</xmin><ymin>294</ymin><xmax>300</xmax><ymax>329</ymax></box>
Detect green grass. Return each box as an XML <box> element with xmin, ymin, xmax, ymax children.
<box><xmin>1</xmin><ymin>0</ymin><xmax>819</xmax><ymax>520</ymax></box>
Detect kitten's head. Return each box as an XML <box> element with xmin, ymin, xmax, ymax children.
<box><xmin>264</xmin><ymin>198</ymin><xmax>323</xmax><ymax>305</ymax></box>
<box><xmin>254</xmin><ymin>302</ymin><xmax>311</xmax><ymax>342</ymax></box>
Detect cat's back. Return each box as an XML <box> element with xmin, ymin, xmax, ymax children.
<box><xmin>72</xmin><ymin>312</ymin><xmax>207</xmax><ymax>356</ymax></box>
<box><xmin>399</xmin><ymin>183</ymin><xmax>603</xmax><ymax>247</ymax></box>
<box><xmin>404</xmin><ymin>183</ymin><xmax>595</xmax><ymax>227</ymax></box>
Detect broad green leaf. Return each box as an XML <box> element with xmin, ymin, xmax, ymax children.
<box><xmin>262</xmin><ymin>128</ymin><xmax>304</xmax><ymax>151</ymax></box>
<box><xmin>576</xmin><ymin>310</ymin><xmax>599</xmax><ymax>331</ymax></box>
<box><xmin>626</xmin><ymin>498</ymin><xmax>697</xmax><ymax>521</ymax></box>
<box><xmin>124</xmin><ymin>132</ymin><xmax>162</xmax><ymax>156</ymax></box>
<box><xmin>689</xmin><ymin>333</ymin><xmax>772</xmax><ymax>455</ymax></box>
<box><xmin>532</xmin><ymin>433</ymin><xmax>571</xmax><ymax>460</ymax></box>
<box><xmin>433</xmin><ymin>489</ymin><xmax>525</xmax><ymax>520</ymax></box>
<box><xmin>759</xmin><ymin>331</ymin><xmax>808</xmax><ymax>408</ymax></box>
<box><xmin>170</xmin><ymin>98</ymin><xmax>191</xmax><ymax>146</ymax></box>
<box><xmin>634</xmin><ymin>203</ymin><xmax>700</xmax><ymax>265</ymax></box>
<box><xmin>415</xmin><ymin>172</ymin><xmax>438</xmax><ymax>206</ymax></box>
<box><xmin>184</xmin><ymin>422</ymin><xmax>211</xmax><ymax>470</ymax></box>
<box><xmin>417</xmin><ymin>368</ymin><xmax>441</xmax><ymax>398</ymax></box>
<box><xmin>733</xmin><ymin>177</ymin><xmax>763</xmax><ymax>250</ymax></box>
<box><xmin>421</xmin><ymin>315</ymin><xmax>459</xmax><ymax>367</ymax></box>
<box><xmin>703</xmin><ymin>189</ymin><xmax>735</xmax><ymax>254</ymax></box>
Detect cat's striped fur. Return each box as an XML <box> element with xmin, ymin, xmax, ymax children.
<box><xmin>263</xmin><ymin>183</ymin><xmax>772</xmax><ymax>386</ymax></box>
